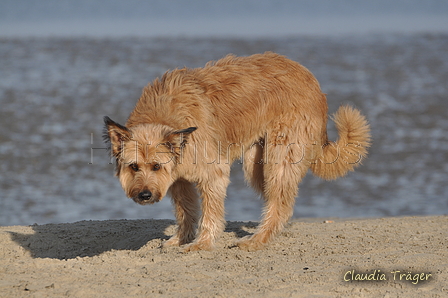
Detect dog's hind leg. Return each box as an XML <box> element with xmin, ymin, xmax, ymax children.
<box><xmin>238</xmin><ymin>135</ymin><xmax>308</xmax><ymax>251</ymax></box>
<box><xmin>183</xmin><ymin>165</ymin><xmax>230</xmax><ymax>251</ymax></box>
<box><xmin>243</xmin><ymin>141</ymin><xmax>264</xmax><ymax>195</ymax></box>
<box><xmin>164</xmin><ymin>179</ymin><xmax>199</xmax><ymax>247</ymax></box>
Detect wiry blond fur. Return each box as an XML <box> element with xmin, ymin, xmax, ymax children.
<box><xmin>104</xmin><ymin>52</ymin><xmax>371</xmax><ymax>251</ymax></box>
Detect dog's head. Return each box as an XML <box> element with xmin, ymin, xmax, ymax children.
<box><xmin>103</xmin><ymin>116</ymin><xmax>196</xmax><ymax>205</ymax></box>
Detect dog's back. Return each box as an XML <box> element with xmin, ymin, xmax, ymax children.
<box><xmin>127</xmin><ymin>52</ymin><xmax>328</xmax><ymax>158</ymax></box>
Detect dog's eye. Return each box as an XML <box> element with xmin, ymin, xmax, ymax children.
<box><xmin>129</xmin><ymin>163</ymin><xmax>139</xmax><ymax>172</ymax></box>
<box><xmin>153</xmin><ymin>163</ymin><xmax>161</xmax><ymax>171</ymax></box>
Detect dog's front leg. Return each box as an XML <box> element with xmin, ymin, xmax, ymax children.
<box><xmin>183</xmin><ymin>170</ymin><xmax>230</xmax><ymax>252</ymax></box>
<box><xmin>164</xmin><ymin>180</ymin><xmax>199</xmax><ymax>247</ymax></box>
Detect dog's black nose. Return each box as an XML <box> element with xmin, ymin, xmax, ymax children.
<box><xmin>138</xmin><ymin>190</ymin><xmax>152</xmax><ymax>201</ymax></box>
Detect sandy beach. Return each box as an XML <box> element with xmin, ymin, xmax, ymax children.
<box><xmin>0</xmin><ymin>216</ymin><xmax>447</xmax><ymax>297</ymax></box>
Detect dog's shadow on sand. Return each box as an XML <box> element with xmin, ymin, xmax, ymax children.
<box><xmin>8</xmin><ymin>219</ymin><xmax>174</xmax><ymax>260</ymax></box>
<box><xmin>9</xmin><ymin>219</ymin><xmax>257</xmax><ymax>260</ymax></box>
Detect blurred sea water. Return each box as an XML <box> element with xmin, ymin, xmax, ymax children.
<box><xmin>1</xmin><ymin>1</ymin><xmax>448</xmax><ymax>225</ymax></box>
<box><xmin>1</xmin><ymin>34</ymin><xmax>447</xmax><ymax>226</ymax></box>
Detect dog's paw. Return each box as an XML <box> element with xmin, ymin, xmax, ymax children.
<box><xmin>237</xmin><ymin>235</ymin><xmax>267</xmax><ymax>251</ymax></box>
<box><xmin>163</xmin><ymin>236</ymin><xmax>180</xmax><ymax>247</ymax></box>
<box><xmin>182</xmin><ymin>241</ymin><xmax>214</xmax><ymax>252</ymax></box>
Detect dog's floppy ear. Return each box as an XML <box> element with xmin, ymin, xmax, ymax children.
<box><xmin>103</xmin><ymin>116</ymin><xmax>131</xmax><ymax>157</ymax></box>
<box><xmin>164</xmin><ymin>127</ymin><xmax>197</xmax><ymax>151</ymax></box>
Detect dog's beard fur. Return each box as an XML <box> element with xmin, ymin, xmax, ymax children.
<box><xmin>103</xmin><ymin>117</ymin><xmax>196</xmax><ymax>205</ymax></box>
<box><xmin>118</xmin><ymin>163</ymin><xmax>170</xmax><ymax>205</ymax></box>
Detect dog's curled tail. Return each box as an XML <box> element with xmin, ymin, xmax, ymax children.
<box><xmin>310</xmin><ymin>105</ymin><xmax>371</xmax><ymax>180</ymax></box>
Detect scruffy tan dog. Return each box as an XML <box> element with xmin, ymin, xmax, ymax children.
<box><xmin>104</xmin><ymin>52</ymin><xmax>371</xmax><ymax>251</ymax></box>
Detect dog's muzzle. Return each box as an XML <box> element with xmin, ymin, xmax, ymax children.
<box><xmin>132</xmin><ymin>190</ymin><xmax>160</xmax><ymax>205</ymax></box>
<box><xmin>138</xmin><ymin>190</ymin><xmax>153</xmax><ymax>201</ymax></box>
